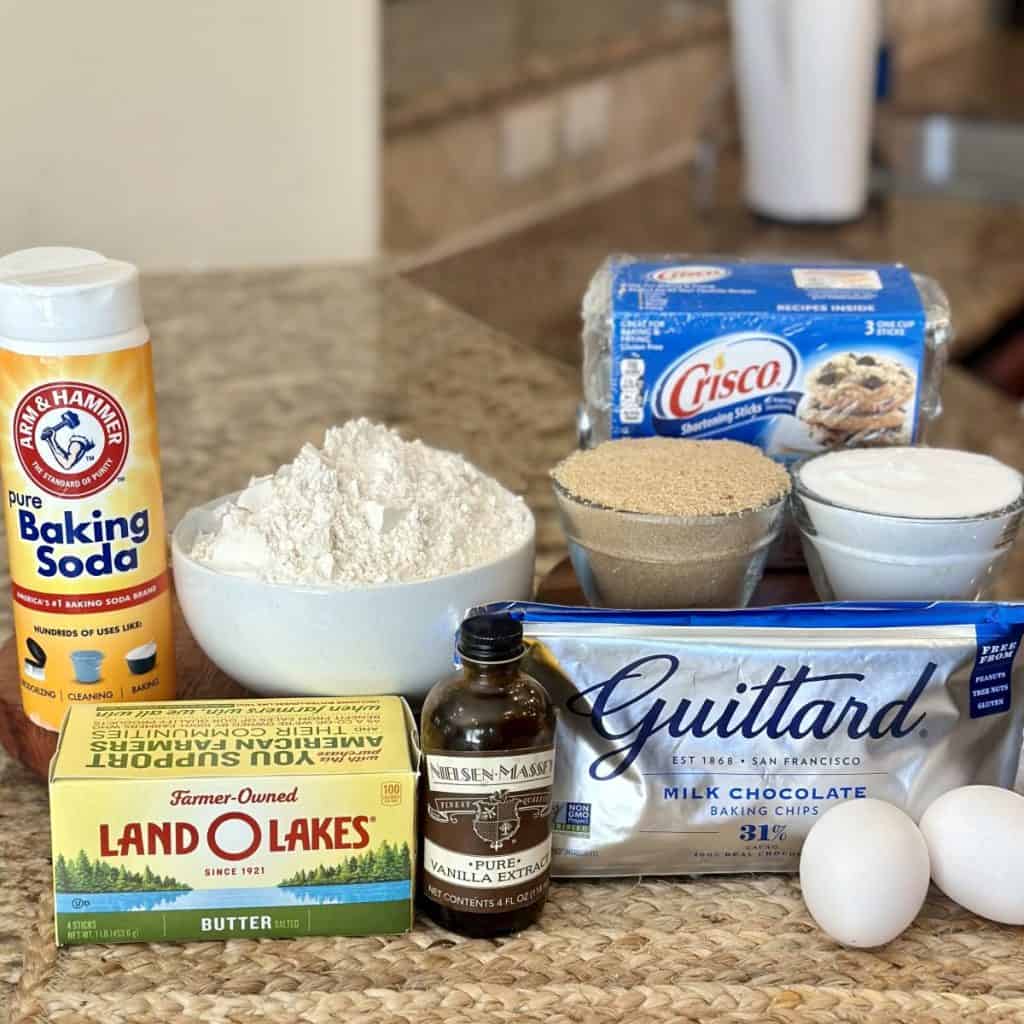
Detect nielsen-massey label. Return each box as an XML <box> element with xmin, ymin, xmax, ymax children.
<box><xmin>422</xmin><ymin>748</ymin><xmax>554</xmax><ymax>915</ymax></box>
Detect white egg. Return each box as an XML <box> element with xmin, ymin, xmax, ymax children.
<box><xmin>920</xmin><ymin>785</ymin><xmax>1024</xmax><ymax>925</ymax></box>
<box><xmin>799</xmin><ymin>799</ymin><xmax>930</xmax><ymax>948</ymax></box>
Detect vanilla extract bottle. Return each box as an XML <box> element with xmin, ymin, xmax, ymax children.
<box><xmin>419</xmin><ymin>613</ymin><xmax>556</xmax><ymax>937</ymax></box>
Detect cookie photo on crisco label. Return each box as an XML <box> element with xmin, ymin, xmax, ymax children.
<box><xmin>806</xmin><ymin>353</ymin><xmax>915</xmax><ymax>413</ymax></box>
<box><xmin>805</xmin><ymin>419</ymin><xmax>913</xmax><ymax>449</ymax></box>
<box><xmin>798</xmin><ymin>352</ymin><xmax>916</xmax><ymax>450</ymax></box>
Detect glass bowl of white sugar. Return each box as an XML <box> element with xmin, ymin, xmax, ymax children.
<box><xmin>793</xmin><ymin>447</ymin><xmax>1024</xmax><ymax>601</ymax></box>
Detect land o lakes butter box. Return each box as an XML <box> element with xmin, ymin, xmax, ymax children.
<box><xmin>49</xmin><ymin>697</ymin><xmax>419</xmax><ymax>945</ymax></box>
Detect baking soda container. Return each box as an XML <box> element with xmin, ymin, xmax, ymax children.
<box><xmin>0</xmin><ymin>248</ymin><xmax>175</xmax><ymax>730</ymax></box>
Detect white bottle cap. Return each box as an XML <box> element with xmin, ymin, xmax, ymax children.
<box><xmin>0</xmin><ymin>247</ymin><xmax>144</xmax><ymax>343</ymax></box>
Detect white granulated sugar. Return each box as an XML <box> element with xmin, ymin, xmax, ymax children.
<box><xmin>189</xmin><ymin>420</ymin><xmax>533</xmax><ymax>586</ymax></box>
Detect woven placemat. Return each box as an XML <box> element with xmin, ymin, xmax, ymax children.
<box><xmin>5</xmin><ymin>745</ymin><xmax>1024</xmax><ymax>1024</ymax></box>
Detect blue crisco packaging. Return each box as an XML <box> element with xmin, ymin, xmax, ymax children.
<box><xmin>579</xmin><ymin>256</ymin><xmax>952</xmax><ymax>454</ymax></box>
<box><xmin>478</xmin><ymin>601</ymin><xmax>1024</xmax><ymax>877</ymax></box>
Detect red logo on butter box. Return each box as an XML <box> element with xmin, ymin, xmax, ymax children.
<box><xmin>14</xmin><ymin>381</ymin><xmax>129</xmax><ymax>498</ymax></box>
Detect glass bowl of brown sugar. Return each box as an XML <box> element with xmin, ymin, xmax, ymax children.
<box><xmin>551</xmin><ymin>438</ymin><xmax>791</xmax><ymax>609</ymax></box>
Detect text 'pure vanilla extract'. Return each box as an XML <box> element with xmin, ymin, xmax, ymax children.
<box><xmin>420</xmin><ymin>613</ymin><xmax>556</xmax><ymax>937</ymax></box>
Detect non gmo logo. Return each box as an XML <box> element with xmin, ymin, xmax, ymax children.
<box><xmin>653</xmin><ymin>333</ymin><xmax>798</xmax><ymax>421</ymax></box>
<box><xmin>648</xmin><ymin>265</ymin><xmax>730</xmax><ymax>285</ymax></box>
<box><xmin>13</xmin><ymin>381</ymin><xmax>129</xmax><ymax>498</ymax></box>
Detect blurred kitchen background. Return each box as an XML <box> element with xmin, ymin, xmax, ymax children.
<box><xmin>5</xmin><ymin>0</ymin><xmax>1024</xmax><ymax>396</ymax></box>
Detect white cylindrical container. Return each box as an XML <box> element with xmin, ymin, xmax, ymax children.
<box><xmin>729</xmin><ymin>0</ymin><xmax>881</xmax><ymax>222</ymax></box>
<box><xmin>0</xmin><ymin>247</ymin><xmax>176</xmax><ymax>730</ymax></box>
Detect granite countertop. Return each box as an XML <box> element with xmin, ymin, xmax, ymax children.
<box><xmin>7</xmin><ymin>68</ymin><xmax>1024</xmax><ymax>1003</ymax></box>
<box><xmin>400</xmin><ymin>31</ymin><xmax>1024</xmax><ymax>366</ymax></box>
<box><xmin>3</xmin><ymin>255</ymin><xmax>1024</xmax><ymax>1017</ymax></box>
<box><xmin>0</xmin><ymin>267</ymin><xmax>577</xmax><ymax>1014</ymax></box>
<box><xmin>8</xmin><ymin>30</ymin><xmax>1024</xmax><ymax>1021</ymax></box>
<box><xmin>405</xmin><ymin>156</ymin><xmax>1024</xmax><ymax>367</ymax></box>
<box><xmin>0</xmin><ymin>265</ymin><xmax>578</xmax><ymax>652</ymax></box>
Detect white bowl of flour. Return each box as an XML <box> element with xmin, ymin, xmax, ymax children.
<box><xmin>171</xmin><ymin>421</ymin><xmax>535</xmax><ymax>699</ymax></box>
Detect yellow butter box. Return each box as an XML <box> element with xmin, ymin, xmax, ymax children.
<box><xmin>49</xmin><ymin>697</ymin><xmax>419</xmax><ymax>945</ymax></box>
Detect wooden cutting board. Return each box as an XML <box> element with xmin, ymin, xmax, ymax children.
<box><xmin>1</xmin><ymin>560</ymin><xmax>815</xmax><ymax>780</ymax></box>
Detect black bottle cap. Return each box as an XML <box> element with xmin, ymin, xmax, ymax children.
<box><xmin>26</xmin><ymin>637</ymin><xmax>46</xmax><ymax>668</ymax></box>
<box><xmin>458</xmin><ymin>613</ymin><xmax>524</xmax><ymax>664</ymax></box>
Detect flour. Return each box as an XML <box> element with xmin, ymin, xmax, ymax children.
<box><xmin>189</xmin><ymin>420</ymin><xmax>533</xmax><ymax>586</ymax></box>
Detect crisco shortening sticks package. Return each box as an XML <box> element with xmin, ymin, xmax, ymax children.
<box><xmin>479</xmin><ymin>601</ymin><xmax>1024</xmax><ymax>877</ymax></box>
<box><xmin>49</xmin><ymin>698</ymin><xmax>420</xmax><ymax>945</ymax></box>
<box><xmin>0</xmin><ymin>248</ymin><xmax>175</xmax><ymax>729</ymax></box>
<box><xmin>579</xmin><ymin>256</ymin><xmax>952</xmax><ymax>451</ymax></box>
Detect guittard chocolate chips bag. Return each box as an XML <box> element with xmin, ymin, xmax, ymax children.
<box><xmin>478</xmin><ymin>602</ymin><xmax>1024</xmax><ymax>877</ymax></box>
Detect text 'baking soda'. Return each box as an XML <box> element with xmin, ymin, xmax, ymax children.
<box><xmin>0</xmin><ymin>248</ymin><xmax>176</xmax><ymax>730</ymax></box>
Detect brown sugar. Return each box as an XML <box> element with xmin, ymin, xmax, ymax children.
<box><xmin>550</xmin><ymin>439</ymin><xmax>791</xmax><ymax>608</ymax></box>
<box><xmin>552</xmin><ymin>438</ymin><xmax>791</xmax><ymax>517</ymax></box>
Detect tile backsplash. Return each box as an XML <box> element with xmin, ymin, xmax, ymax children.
<box><xmin>384</xmin><ymin>0</ymin><xmax>993</xmax><ymax>255</ymax></box>
<box><xmin>385</xmin><ymin>0</ymin><xmax>716</xmax><ymax>116</ymax></box>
